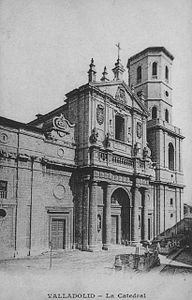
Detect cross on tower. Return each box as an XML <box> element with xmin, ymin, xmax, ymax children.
<box><xmin>115</xmin><ymin>42</ymin><xmax>121</xmax><ymax>60</ymax></box>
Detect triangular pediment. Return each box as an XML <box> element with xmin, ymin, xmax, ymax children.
<box><xmin>95</xmin><ymin>81</ymin><xmax>148</xmax><ymax>115</ymax></box>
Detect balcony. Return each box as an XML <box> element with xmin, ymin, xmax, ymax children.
<box><xmin>92</xmin><ymin>149</ymin><xmax>133</xmax><ymax>172</ymax></box>
<box><xmin>90</xmin><ymin>148</ymin><xmax>154</xmax><ymax>178</ymax></box>
<box><xmin>147</xmin><ymin>119</ymin><xmax>183</xmax><ymax>137</ymax></box>
<box><xmin>0</xmin><ymin>191</ymin><xmax>7</xmax><ymax>199</ymax></box>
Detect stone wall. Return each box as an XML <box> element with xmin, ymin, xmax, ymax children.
<box><xmin>0</xmin><ymin>121</ymin><xmax>75</xmax><ymax>258</ymax></box>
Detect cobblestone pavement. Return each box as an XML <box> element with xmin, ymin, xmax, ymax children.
<box><xmin>0</xmin><ymin>246</ymin><xmax>192</xmax><ymax>300</ymax></box>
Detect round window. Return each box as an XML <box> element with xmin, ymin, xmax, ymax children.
<box><xmin>0</xmin><ymin>133</ymin><xmax>8</xmax><ymax>143</ymax></box>
<box><xmin>0</xmin><ymin>209</ymin><xmax>6</xmax><ymax>218</ymax></box>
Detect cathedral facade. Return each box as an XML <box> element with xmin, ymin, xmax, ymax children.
<box><xmin>0</xmin><ymin>47</ymin><xmax>184</xmax><ymax>258</ymax></box>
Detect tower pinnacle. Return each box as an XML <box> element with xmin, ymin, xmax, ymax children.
<box><xmin>88</xmin><ymin>58</ymin><xmax>97</xmax><ymax>83</ymax></box>
<box><xmin>112</xmin><ymin>43</ymin><xmax>125</xmax><ymax>81</ymax></box>
<box><xmin>112</xmin><ymin>45</ymin><xmax>124</xmax><ymax>81</ymax></box>
<box><xmin>115</xmin><ymin>42</ymin><xmax>121</xmax><ymax>60</ymax></box>
<box><xmin>100</xmin><ymin>66</ymin><xmax>109</xmax><ymax>81</ymax></box>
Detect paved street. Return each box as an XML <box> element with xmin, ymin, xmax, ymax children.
<box><xmin>0</xmin><ymin>246</ymin><xmax>192</xmax><ymax>300</ymax></box>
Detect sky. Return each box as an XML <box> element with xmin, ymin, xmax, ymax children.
<box><xmin>0</xmin><ymin>0</ymin><xmax>192</xmax><ymax>203</ymax></box>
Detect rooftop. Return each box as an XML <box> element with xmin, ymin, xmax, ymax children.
<box><xmin>127</xmin><ymin>47</ymin><xmax>174</xmax><ymax>66</ymax></box>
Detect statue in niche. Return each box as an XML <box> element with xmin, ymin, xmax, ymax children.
<box><xmin>111</xmin><ymin>196</ymin><xmax>116</xmax><ymax>204</ymax></box>
<box><xmin>134</xmin><ymin>142</ymin><xmax>141</xmax><ymax>156</ymax></box>
<box><xmin>127</xmin><ymin>127</ymin><xmax>132</xmax><ymax>143</ymax></box>
<box><xmin>136</xmin><ymin>122</ymin><xmax>142</xmax><ymax>139</ymax></box>
<box><xmin>104</xmin><ymin>132</ymin><xmax>111</xmax><ymax>148</ymax></box>
<box><xmin>96</xmin><ymin>105</ymin><xmax>104</xmax><ymax>125</ymax></box>
<box><xmin>143</xmin><ymin>143</ymin><xmax>152</xmax><ymax>161</ymax></box>
<box><xmin>109</xmin><ymin>119</ymin><xmax>113</xmax><ymax>135</ymax></box>
<box><xmin>90</xmin><ymin>128</ymin><xmax>98</xmax><ymax>144</ymax></box>
<box><xmin>97</xmin><ymin>214</ymin><xmax>102</xmax><ymax>232</ymax></box>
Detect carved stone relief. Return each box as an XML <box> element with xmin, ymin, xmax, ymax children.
<box><xmin>115</xmin><ymin>87</ymin><xmax>126</xmax><ymax>103</ymax></box>
<box><xmin>53</xmin><ymin>184</ymin><xmax>66</xmax><ymax>200</ymax></box>
<box><xmin>43</xmin><ymin>113</ymin><xmax>75</xmax><ymax>144</ymax></box>
<box><xmin>57</xmin><ymin>147</ymin><xmax>65</xmax><ymax>158</ymax></box>
<box><xmin>136</xmin><ymin>122</ymin><xmax>142</xmax><ymax>139</ymax></box>
<box><xmin>96</xmin><ymin>105</ymin><xmax>104</xmax><ymax>125</ymax></box>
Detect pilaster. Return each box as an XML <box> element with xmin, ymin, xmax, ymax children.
<box><xmin>132</xmin><ymin>187</ymin><xmax>141</xmax><ymax>242</ymax></box>
<box><xmin>143</xmin><ymin>189</ymin><xmax>149</xmax><ymax>241</ymax></box>
<box><xmin>103</xmin><ymin>183</ymin><xmax>112</xmax><ymax>250</ymax></box>
<box><xmin>82</xmin><ymin>180</ymin><xmax>89</xmax><ymax>251</ymax></box>
<box><xmin>75</xmin><ymin>183</ymin><xmax>83</xmax><ymax>249</ymax></box>
<box><xmin>88</xmin><ymin>181</ymin><xmax>98</xmax><ymax>251</ymax></box>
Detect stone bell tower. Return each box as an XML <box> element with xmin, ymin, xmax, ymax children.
<box><xmin>127</xmin><ymin>47</ymin><xmax>184</xmax><ymax>235</ymax></box>
<box><xmin>127</xmin><ymin>47</ymin><xmax>174</xmax><ymax>123</ymax></box>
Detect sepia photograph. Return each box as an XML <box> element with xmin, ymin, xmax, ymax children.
<box><xmin>0</xmin><ymin>0</ymin><xmax>192</xmax><ymax>299</ymax></box>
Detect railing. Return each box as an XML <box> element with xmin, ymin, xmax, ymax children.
<box><xmin>112</xmin><ymin>154</ymin><xmax>133</xmax><ymax>167</ymax></box>
<box><xmin>97</xmin><ymin>150</ymin><xmax>134</xmax><ymax>169</ymax></box>
<box><xmin>0</xmin><ymin>191</ymin><xmax>7</xmax><ymax>198</ymax></box>
<box><xmin>93</xmin><ymin>149</ymin><xmax>151</xmax><ymax>175</ymax></box>
<box><xmin>98</xmin><ymin>151</ymin><xmax>108</xmax><ymax>162</ymax></box>
<box><xmin>147</xmin><ymin>119</ymin><xmax>182</xmax><ymax>135</ymax></box>
<box><xmin>136</xmin><ymin>159</ymin><xmax>145</xmax><ymax>169</ymax></box>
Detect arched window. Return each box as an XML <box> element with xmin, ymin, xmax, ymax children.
<box><xmin>152</xmin><ymin>62</ymin><xmax>157</xmax><ymax>77</ymax></box>
<box><xmin>137</xmin><ymin>66</ymin><xmax>142</xmax><ymax>83</ymax></box>
<box><xmin>165</xmin><ymin>109</ymin><xmax>169</xmax><ymax>122</ymax></box>
<box><xmin>115</xmin><ymin>115</ymin><xmax>125</xmax><ymax>141</ymax></box>
<box><xmin>152</xmin><ymin>106</ymin><xmax>157</xmax><ymax>119</ymax></box>
<box><xmin>165</xmin><ymin>66</ymin><xmax>169</xmax><ymax>81</ymax></box>
<box><xmin>168</xmin><ymin>143</ymin><xmax>174</xmax><ymax>170</ymax></box>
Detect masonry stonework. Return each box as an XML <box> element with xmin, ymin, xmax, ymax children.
<box><xmin>0</xmin><ymin>47</ymin><xmax>184</xmax><ymax>259</ymax></box>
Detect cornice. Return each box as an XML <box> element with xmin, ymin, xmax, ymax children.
<box><xmin>147</xmin><ymin>123</ymin><xmax>185</xmax><ymax>139</ymax></box>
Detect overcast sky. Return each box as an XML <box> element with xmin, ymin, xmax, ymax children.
<box><xmin>0</xmin><ymin>0</ymin><xmax>192</xmax><ymax>203</ymax></box>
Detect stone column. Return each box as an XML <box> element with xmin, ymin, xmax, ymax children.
<box><xmin>75</xmin><ymin>183</ymin><xmax>83</xmax><ymax>249</ymax></box>
<box><xmin>132</xmin><ymin>187</ymin><xmax>140</xmax><ymax>242</ymax></box>
<box><xmin>103</xmin><ymin>183</ymin><xmax>112</xmax><ymax>250</ymax></box>
<box><xmin>88</xmin><ymin>181</ymin><xmax>98</xmax><ymax>251</ymax></box>
<box><xmin>143</xmin><ymin>190</ymin><xmax>149</xmax><ymax>241</ymax></box>
<box><xmin>118</xmin><ymin>215</ymin><xmax>121</xmax><ymax>244</ymax></box>
<box><xmin>82</xmin><ymin>180</ymin><xmax>89</xmax><ymax>251</ymax></box>
<box><xmin>129</xmin><ymin>204</ymin><xmax>132</xmax><ymax>242</ymax></box>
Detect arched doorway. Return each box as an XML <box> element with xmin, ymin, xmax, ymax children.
<box><xmin>111</xmin><ymin>188</ymin><xmax>130</xmax><ymax>244</ymax></box>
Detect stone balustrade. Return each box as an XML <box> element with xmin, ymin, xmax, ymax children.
<box><xmin>91</xmin><ymin>148</ymin><xmax>153</xmax><ymax>176</ymax></box>
<box><xmin>147</xmin><ymin>119</ymin><xmax>183</xmax><ymax>136</ymax></box>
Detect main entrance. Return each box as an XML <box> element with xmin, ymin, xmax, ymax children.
<box><xmin>111</xmin><ymin>188</ymin><xmax>130</xmax><ymax>244</ymax></box>
<box><xmin>51</xmin><ymin>218</ymin><xmax>66</xmax><ymax>249</ymax></box>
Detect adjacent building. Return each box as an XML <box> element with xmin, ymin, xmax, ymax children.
<box><xmin>184</xmin><ymin>203</ymin><xmax>192</xmax><ymax>218</ymax></box>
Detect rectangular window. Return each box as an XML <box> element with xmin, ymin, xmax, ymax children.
<box><xmin>0</xmin><ymin>181</ymin><xmax>7</xmax><ymax>198</ymax></box>
<box><xmin>115</xmin><ymin>115</ymin><xmax>125</xmax><ymax>142</ymax></box>
<box><xmin>138</xmin><ymin>215</ymin><xmax>141</xmax><ymax>228</ymax></box>
<box><xmin>137</xmin><ymin>66</ymin><xmax>142</xmax><ymax>84</ymax></box>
